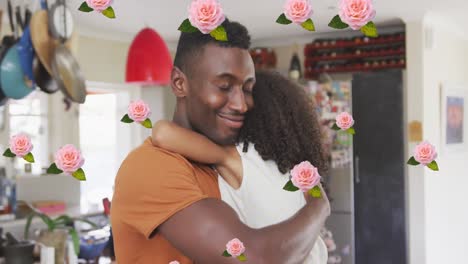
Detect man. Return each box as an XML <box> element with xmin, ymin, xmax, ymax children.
<box><xmin>111</xmin><ymin>19</ymin><xmax>330</xmax><ymax>264</ymax></box>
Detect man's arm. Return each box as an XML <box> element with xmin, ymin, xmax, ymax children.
<box><xmin>159</xmin><ymin>186</ymin><xmax>330</xmax><ymax>264</ymax></box>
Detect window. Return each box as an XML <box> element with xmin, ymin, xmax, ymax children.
<box><xmin>79</xmin><ymin>93</ymin><xmax>118</xmax><ymax>207</ymax></box>
<box><xmin>8</xmin><ymin>92</ymin><xmax>49</xmax><ymax>175</ymax></box>
<box><xmin>79</xmin><ymin>83</ymin><xmax>145</xmax><ymax>208</ymax></box>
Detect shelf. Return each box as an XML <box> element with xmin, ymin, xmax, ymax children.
<box><xmin>304</xmin><ymin>36</ymin><xmax>405</xmax><ymax>54</ymax></box>
<box><xmin>305</xmin><ymin>50</ymin><xmax>405</xmax><ymax>64</ymax></box>
<box><xmin>305</xmin><ymin>63</ymin><xmax>406</xmax><ymax>78</ymax></box>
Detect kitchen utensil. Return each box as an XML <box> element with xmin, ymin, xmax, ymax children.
<box><xmin>48</xmin><ymin>0</ymin><xmax>74</xmax><ymax>40</ymax></box>
<box><xmin>30</xmin><ymin>9</ymin><xmax>74</xmax><ymax>75</ymax></box>
<box><xmin>0</xmin><ymin>43</ymin><xmax>34</xmax><ymax>99</ymax></box>
<box><xmin>30</xmin><ymin>0</ymin><xmax>61</xmax><ymax>94</ymax></box>
<box><xmin>50</xmin><ymin>0</ymin><xmax>86</xmax><ymax>103</ymax></box>
<box><xmin>51</xmin><ymin>44</ymin><xmax>87</xmax><ymax>103</ymax></box>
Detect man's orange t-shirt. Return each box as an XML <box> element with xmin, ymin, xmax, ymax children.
<box><xmin>111</xmin><ymin>137</ymin><xmax>220</xmax><ymax>263</ymax></box>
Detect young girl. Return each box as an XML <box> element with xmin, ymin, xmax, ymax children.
<box><xmin>152</xmin><ymin>70</ymin><xmax>329</xmax><ymax>263</ymax></box>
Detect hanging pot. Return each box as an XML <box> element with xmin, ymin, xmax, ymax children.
<box><xmin>48</xmin><ymin>0</ymin><xmax>74</xmax><ymax>41</ymax></box>
<box><xmin>29</xmin><ymin>0</ymin><xmax>63</xmax><ymax>94</ymax></box>
<box><xmin>0</xmin><ymin>0</ymin><xmax>17</xmax><ymax>105</ymax></box>
<box><xmin>33</xmin><ymin>56</ymin><xmax>60</xmax><ymax>94</ymax></box>
<box><xmin>48</xmin><ymin>0</ymin><xmax>85</xmax><ymax>103</ymax></box>
<box><xmin>30</xmin><ymin>9</ymin><xmax>74</xmax><ymax>76</ymax></box>
<box><xmin>0</xmin><ymin>0</ymin><xmax>35</xmax><ymax>101</ymax></box>
<box><xmin>0</xmin><ymin>43</ymin><xmax>34</xmax><ymax>99</ymax></box>
<box><xmin>0</xmin><ymin>2</ymin><xmax>36</xmax><ymax>100</ymax></box>
<box><xmin>16</xmin><ymin>3</ymin><xmax>38</xmax><ymax>93</ymax></box>
<box><xmin>17</xmin><ymin>26</ymin><xmax>35</xmax><ymax>85</ymax></box>
<box><xmin>0</xmin><ymin>38</ymin><xmax>13</xmax><ymax>106</ymax></box>
<box><xmin>51</xmin><ymin>44</ymin><xmax>87</xmax><ymax>103</ymax></box>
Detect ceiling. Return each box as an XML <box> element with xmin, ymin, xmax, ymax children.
<box><xmin>1</xmin><ymin>0</ymin><xmax>468</xmax><ymax>46</ymax></box>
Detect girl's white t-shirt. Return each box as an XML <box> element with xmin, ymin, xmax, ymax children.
<box><xmin>218</xmin><ymin>144</ymin><xmax>328</xmax><ymax>263</ymax></box>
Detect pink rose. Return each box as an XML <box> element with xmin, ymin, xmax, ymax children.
<box><xmin>226</xmin><ymin>238</ymin><xmax>245</xmax><ymax>257</ymax></box>
<box><xmin>284</xmin><ymin>0</ymin><xmax>313</xmax><ymax>24</ymax></box>
<box><xmin>188</xmin><ymin>0</ymin><xmax>225</xmax><ymax>34</ymax></box>
<box><xmin>55</xmin><ymin>144</ymin><xmax>85</xmax><ymax>173</ymax></box>
<box><xmin>9</xmin><ymin>134</ymin><xmax>33</xmax><ymax>157</ymax></box>
<box><xmin>336</xmin><ymin>112</ymin><xmax>354</xmax><ymax>130</ymax></box>
<box><xmin>169</xmin><ymin>261</ymin><xmax>180</xmax><ymax>264</ymax></box>
<box><xmin>338</xmin><ymin>0</ymin><xmax>376</xmax><ymax>30</ymax></box>
<box><xmin>290</xmin><ymin>161</ymin><xmax>321</xmax><ymax>192</ymax></box>
<box><xmin>414</xmin><ymin>141</ymin><xmax>437</xmax><ymax>165</ymax></box>
<box><xmin>86</xmin><ymin>0</ymin><xmax>113</xmax><ymax>12</ymax></box>
<box><xmin>128</xmin><ymin>100</ymin><xmax>151</xmax><ymax>123</ymax></box>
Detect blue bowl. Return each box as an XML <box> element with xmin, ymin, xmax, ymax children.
<box><xmin>78</xmin><ymin>237</ymin><xmax>109</xmax><ymax>260</ymax></box>
<box><xmin>0</xmin><ymin>44</ymin><xmax>34</xmax><ymax>99</ymax></box>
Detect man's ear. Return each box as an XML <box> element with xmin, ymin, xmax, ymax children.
<box><xmin>171</xmin><ymin>67</ymin><xmax>188</xmax><ymax>98</ymax></box>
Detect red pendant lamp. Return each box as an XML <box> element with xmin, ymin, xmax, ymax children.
<box><xmin>126</xmin><ymin>28</ymin><xmax>173</xmax><ymax>85</ymax></box>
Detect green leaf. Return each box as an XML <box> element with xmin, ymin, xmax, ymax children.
<box><xmin>47</xmin><ymin>163</ymin><xmax>63</xmax><ymax>174</ymax></box>
<box><xmin>102</xmin><ymin>6</ymin><xmax>116</xmax><ymax>19</ymax></box>
<box><xmin>308</xmin><ymin>185</ymin><xmax>322</xmax><ymax>198</ymax></box>
<box><xmin>3</xmin><ymin>148</ymin><xmax>16</xmax><ymax>158</ymax></box>
<box><xmin>237</xmin><ymin>254</ymin><xmax>247</xmax><ymax>261</ymax></box>
<box><xmin>178</xmin><ymin>18</ymin><xmax>199</xmax><ymax>33</ymax></box>
<box><xmin>283</xmin><ymin>180</ymin><xmax>300</xmax><ymax>192</ymax></box>
<box><xmin>276</xmin><ymin>13</ymin><xmax>292</xmax><ymax>25</ymax></box>
<box><xmin>141</xmin><ymin>118</ymin><xmax>153</xmax><ymax>129</ymax></box>
<box><xmin>23</xmin><ymin>152</ymin><xmax>35</xmax><ymax>163</ymax></box>
<box><xmin>72</xmin><ymin>168</ymin><xmax>86</xmax><ymax>181</ymax></box>
<box><xmin>53</xmin><ymin>215</ymin><xmax>97</xmax><ymax>231</ymax></box>
<box><xmin>37</xmin><ymin>213</ymin><xmax>55</xmax><ymax>231</ymax></box>
<box><xmin>120</xmin><ymin>114</ymin><xmax>134</xmax><ymax>123</ymax></box>
<box><xmin>53</xmin><ymin>215</ymin><xmax>74</xmax><ymax>227</ymax></box>
<box><xmin>301</xmin><ymin>19</ymin><xmax>315</xmax><ymax>31</ymax></box>
<box><xmin>407</xmin><ymin>156</ymin><xmax>420</xmax><ymax>166</ymax></box>
<box><xmin>347</xmin><ymin>127</ymin><xmax>356</xmax><ymax>135</ymax></box>
<box><xmin>24</xmin><ymin>211</ymin><xmax>55</xmax><ymax>239</ymax></box>
<box><xmin>427</xmin><ymin>160</ymin><xmax>439</xmax><ymax>171</ymax></box>
<box><xmin>69</xmin><ymin>228</ymin><xmax>80</xmax><ymax>255</ymax></box>
<box><xmin>331</xmin><ymin>123</ymin><xmax>341</xmax><ymax>131</ymax></box>
<box><xmin>24</xmin><ymin>213</ymin><xmax>34</xmax><ymax>239</ymax></box>
<box><xmin>210</xmin><ymin>26</ymin><xmax>228</xmax><ymax>41</ymax></box>
<box><xmin>222</xmin><ymin>250</ymin><xmax>231</xmax><ymax>257</ymax></box>
<box><xmin>328</xmin><ymin>15</ymin><xmax>349</xmax><ymax>29</ymax></box>
<box><xmin>360</xmin><ymin>21</ymin><xmax>378</xmax><ymax>38</ymax></box>
<box><xmin>78</xmin><ymin>2</ymin><xmax>93</xmax><ymax>12</ymax></box>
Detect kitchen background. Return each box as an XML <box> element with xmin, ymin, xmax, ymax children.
<box><xmin>0</xmin><ymin>0</ymin><xmax>467</xmax><ymax>263</ymax></box>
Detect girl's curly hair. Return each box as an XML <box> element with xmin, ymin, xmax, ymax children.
<box><xmin>238</xmin><ymin>70</ymin><xmax>328</xmax><ymax>176</ymax></box>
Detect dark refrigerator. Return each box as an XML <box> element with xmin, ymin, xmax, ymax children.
<box><xmin>304</xmin><ymin>70</ymin><xmax>407</xmax><ymax>264</ymax></box>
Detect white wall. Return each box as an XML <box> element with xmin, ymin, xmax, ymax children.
<box><xmin>75</xmin><ymin>35</ymin><xmax>176</xmax><ymax>120</ymax></box>
<box><xmin>405</xmin><ymin>12</ymin><xmax>468</xmax><ymax>264</ymax></box>
<box><xmin>420</xmin><ymin>12</ymin><xmax>468</xmax><ymax>264</ymax></box>
<box><xmin>405</xmin><ymin>20</ymin><xmax>427</xmax><ymax>264</ymax></box>
<box><xmin>76</xmin><ymin>35</ymin><xmax>130</xmax><ymax>84</ymax></box>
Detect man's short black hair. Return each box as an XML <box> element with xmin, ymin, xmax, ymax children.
<box><xmin>173</xmin><ymin>18</ymin><xmax>251</xmax><ymax>77</ymax></box>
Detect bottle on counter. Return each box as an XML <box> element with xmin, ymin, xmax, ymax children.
<box><xmin>288</xmin><ymin>52</ymin><xmax>302</xmax><ymax>80</ymax></box>
<box><xmin>0</xmin><ymin>174</ymin><xmax>16</xmax><ymax>221</ymax></box>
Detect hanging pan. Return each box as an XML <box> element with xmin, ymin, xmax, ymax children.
<box><xmin>0</xmin><ymin>0</ymin><xmax>34</xmax><ymax>100</ymax></box>
<box><xmin>50</xmin><ymin>0</ymin><xmax>86</xmax><ymax>103</ymax></box>
<box><xmin>0</xmin><ymin>2</ymin><xmax>17</xmax><ymax>105</ymax></box>
<box><xmin>29</xmin><ymin>0</ymin><xmax>62</xmax><ymax>94</ymax></box>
